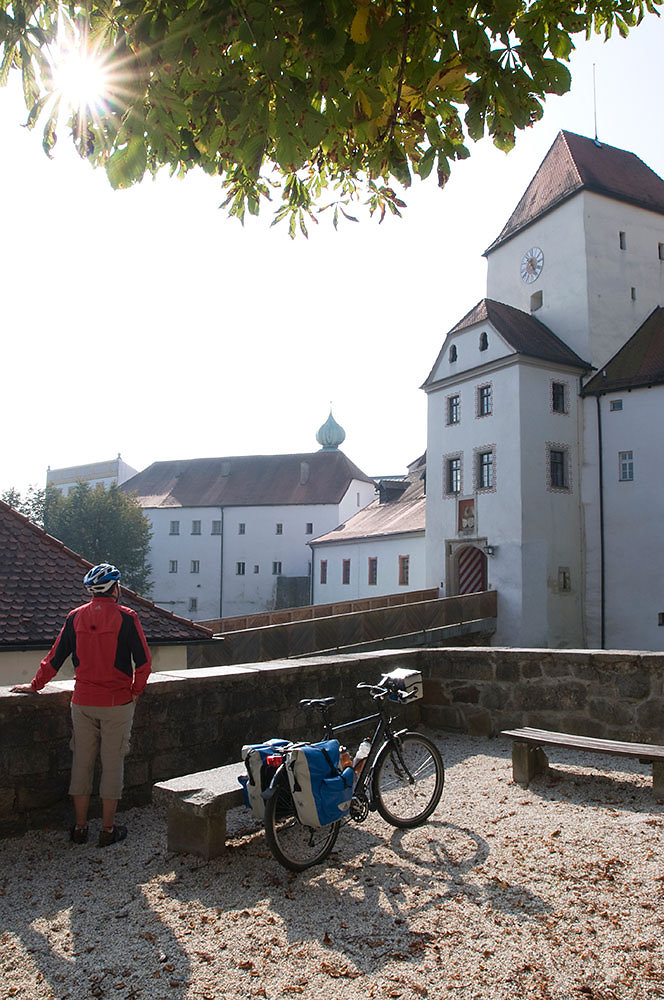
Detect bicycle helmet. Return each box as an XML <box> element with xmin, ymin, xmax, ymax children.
<box><xmin>83</xmin><ymin>563</ymin><xmax>121</xmax><ymax>594</ymax></box>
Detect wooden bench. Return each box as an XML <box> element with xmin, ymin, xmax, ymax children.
<box><xmin>152</xmin><ymin>762</ymin><xmax>248</xmax><ymax>860</ymax></box>
<box><xmin>501</xmin><ymin>727</ymin><xmax>664</xmax><ymax>800</ymax></box>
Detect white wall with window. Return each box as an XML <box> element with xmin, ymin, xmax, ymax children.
<box><xmin>425</xmin><ymin>322</ymin><xmax>586</xmax><ymax>646</ymax></box>
<box><xmin>592</xmin><ymin>388</ymin><xmax>664</xmax><ymax>650</ymax></box>
<box><xmin>146</xmin><ymin>506</ymin><xmax>223</xmax><ymax>620</ymax></box>
<box><xmin>311</xmin><ymin>532</ymin><xmax>426</xmax><ymax>604</ymax></box>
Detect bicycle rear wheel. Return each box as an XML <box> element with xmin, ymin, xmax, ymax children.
<box><xmin>372</xmin><ymin>733</ymin><xmax>444</xmax><ymax>828</ymax></box>
<box><xmin>263</xmin><ymin>768</ymin><xmax>340</xmax><ymax>872</ymax></box>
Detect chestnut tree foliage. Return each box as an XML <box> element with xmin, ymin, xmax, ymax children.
<box><xmin>0</xmin><ymin>0</ymin><xmax>660</xmax><ymax>234</ymax></box>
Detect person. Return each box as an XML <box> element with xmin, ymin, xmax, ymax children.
<box><xmin>11</xmin><ymin>563</ymin><xmax>151</xmax><ymax>847</ymax></box>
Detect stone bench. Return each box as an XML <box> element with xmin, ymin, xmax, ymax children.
<box><xmin>153</xmin><ymin>762</ymin><xmax>248</xmax><ymax>860</ymax></box>
<box><xmin>501</xmin><ymin>727</ymin><xmax>664</xmax><ymax>800</ymax></box>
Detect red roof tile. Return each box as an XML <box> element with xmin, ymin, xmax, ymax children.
<box><xmin>583</xmin><ymin>307</ymin><xmax>664</xmax><ymax>394</ymax></box>
<box><xmin>485</xmin><ymin>131</ymin><xmax>664</xmax><ymax>255</ymax></box>
<box><xmin>121</xmin><ymin>451</ymin><xmax>374</xmax><ymax>509</ymax></box>
<box><xmin>0</xmin><ymin>501</ymin><xmax>212</xmax><ymax>647</ymax></box>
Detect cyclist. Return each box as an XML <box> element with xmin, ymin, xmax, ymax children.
<box><xmin>10</xmin><ymin>563</ymin><xmax>151</xmax><ymax>846</ymax></box>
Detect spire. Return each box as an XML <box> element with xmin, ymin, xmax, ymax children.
<box><xmin>316</xmin><ymin>409</ymin><xmax>346</xmax><ymax>451</ymax></box>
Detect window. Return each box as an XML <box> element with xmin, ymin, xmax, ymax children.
<box><xmin>368</xmin><ymin>557</ymin><xmax>378</xmax><ymax>586</ymax></box>
<box><xmin>619</xmin><ymin>451</ymin><xmax>634</xmax><ymax>481</ymax></box>
<box><xmin>530</xmin><ymin>290</ymin><xmax>543</xmax><ymax>312</ymax></box>
<box><xmin>320</xmin><ymin>560</ymin><xmax>327</xmax><ymax>585</ymax></box>
<box><xmin>631</xmin><ymin>286</ymin><xmax>637</xmax><ymax>301</ymax></box>
<box><xmin>549</xmin><ymin>449</ymin><xmax>568</xmax><ymax>489</ymax></box>
<box><xmin>188</xmin><ymin>597</ymin><xmax>198</xmax><ymax>614</ymax></box>
<box><xmin>447</xmin><ymin>395</ymin><xmax>460</xmax><ymax>425</ymax></box>
<box><xmin>211</xmin><ymin>520</ymin><xmax>221</xmax><ymax>535</ymax></box>
<box><xmin>619</xmin><ymin>231</ymin><xmax>626</xmax><ymax>250</ymax></box>
<box><xmin>169</xmin><ymin>520</ymin><xmax>180</xmax><ymax>535</ymax></box>
<box><xmin>479</xmin><ymin>331</ymin><xmax>488</xmax><ymax>351</ymax></box>
<box><xmin>398</xmin><ymin>555</ymin><xmax>410</xmax><ymax>586</ymax></box>
<box><xmin>236</xmin><ymin>562</ymin><xmax>245</xmax><ymax>575</ymax></box>
<box><xmin>191</xmin><ymin>520</ymin><xmax>201</xmax><ymax>535</ymax></box>
<box><xmin>478</xmin><ymin>384</ymin><xmax>492</xmax><ymax>416</ymax></box>
<box><xmin>190</xmin><ymin>560</ymin><xmax>200</xmax><ymax>574</ymax></box>
<box><xmin>305</xmin><ymin>522</ymin><xmax>313</xmax><ymax>535</ymax></box>
<box><xmin>254</xmin><ymin>565</ymin><xmax>260</xmax><ymax>574</ymax></box>
<box><xmin>610</xmin><ymin>399</ymin><xmax>623</xmax><ymax>411</ymax></box>
<box><xmin>238</xmin><ymin>522</ymin><xmax>246</xmax><ymax>535</ymax></box>
<box><xmin>169</xmin><ymin>560</ymin><xmax>178</xmax><ymax>573</ymax></box>
<box><xmin>342</xmin><ymin>559</ymin><xmax>351</xmax><ymax>585</ymax></box>
<box><xmin>659</xmin><ymin>242</ymin><xmax>664</xmax><ymax>261</ymax></box>
<box><xmin>276</xmin><ymin>523</ymin><xmax>283</xmax><ymax>535</ymax></box>
<box><xmin>558</xmin><ymin>568</ymin><xmax>571</xmax><ymax>593</ymax></box>
<box><xmin>552</xmin><ymin>381</ymin><xmax>566</xmax><ymax>413</ymax></box>
<box><xmin>272</xmin><ymin>561</ymin><xmax>282</xmax><ymax>575</ymax></box>
<box><xmin>478</xmin><ymin>450</ymin><xmax>494</xmax><ymax>490</ymax></box>
<box><xmin>446</xmin><ymin>456</ymin><xmax>461</xmax><ymax>495</ymax></box>
<box><xmin>449</xmin><ymin>344</ymin><xmax>457</xmax><ymax>362</ymax></box>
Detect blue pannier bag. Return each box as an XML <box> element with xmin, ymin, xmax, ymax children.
<box><xmin>239</xmin><ymin>739</ymin><xmax>290</xmax><ymax>820</ymax></box>
<box><xmin>285</xmin><ymin>739</ymin><xmax>355</xmax><ymax>828</ymax></box>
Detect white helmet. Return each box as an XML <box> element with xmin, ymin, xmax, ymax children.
<box><xmin>83</xmin><ymin>563</ymin><xmax>121</xmax><ymax>594</ymax></box>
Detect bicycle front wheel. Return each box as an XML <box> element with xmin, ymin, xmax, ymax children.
<box><xmin>263</xmin><ymin>769</ymin><xmax>340</xmax><ymax>873</ymax></box>
<box><xmin>372</xmin><ymin>733</ymin><xmax>444</xmax><ymax>828</ymax></box>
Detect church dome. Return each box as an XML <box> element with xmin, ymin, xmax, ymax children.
<box><xmin>316</xmin><ymin>410</ymin><xmax>346</xmax><ymax>451</ymax></box>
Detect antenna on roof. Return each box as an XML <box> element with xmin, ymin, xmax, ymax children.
<box><xmin>593</xmin><ymin>64</ymin><xmax>601</xmax><ymax>147</ymax></box>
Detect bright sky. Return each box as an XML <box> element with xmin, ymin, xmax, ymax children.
<box><xmin>2</xmin><ymin>15</ymin><xmax>663</xmax><ymax>495</ymax></box>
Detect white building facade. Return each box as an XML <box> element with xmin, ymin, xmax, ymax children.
<box><xmin>424</xmin><ymin>131</ymin><xmax>664</xmax><ymax>650</ymax></box>
<box><xmin>47</xmin><ymin>455</ymin><xmax>138</xmax><ymax>496</ymax></box>
<box><xmin>122</xmin><ymin>417</ymin><xmax>376</xmax><ymax>621</ymax></box>
<box><xmin>310</xmin><ymin>459</ymin><xmax>426</xmax><ymax>604</ymax></box>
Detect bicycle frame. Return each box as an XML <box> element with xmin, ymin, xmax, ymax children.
<box><xmin>323</xmin><ymin>700</ymin><xmax>411</xmax><ymax>814</ymax></box>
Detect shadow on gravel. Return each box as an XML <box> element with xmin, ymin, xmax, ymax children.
<box><xmin>513</xmin><ymin>762</ymin><xmax>664</xmax><ymax>816</ymax></box>
<box><xmin>1</xmin><ymin>835</ymin><xmax>191</xmax><ymax>1000</ymax></box>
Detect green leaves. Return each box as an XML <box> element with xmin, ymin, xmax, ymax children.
<box><xmin>0</xmin><ymin>0</ymin><xmax>661</xmax><ymax>232</ymax></box>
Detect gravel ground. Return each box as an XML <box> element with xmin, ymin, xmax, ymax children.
<box><xmin>1</xmin><ymin>731</ymin><xmax>663</xmax><ymax>1000</ymax></box>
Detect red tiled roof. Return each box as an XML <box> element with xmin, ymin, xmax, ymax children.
<box><xmin>311</xmin><ymin>469</ymin><xmax>425</xmax><ymax>545</ymax></box>
<box><xmin>121</xmin><ymin>451</ymin><xmax>374</xmax><ymax>508</ymax></box>
<box><xmin>0</xmin><ymin>501</ymin><xmax>213</xmax><ymax>647</ymax></box>
<box><xmin>485</xmin><ymin>131</ymin><xmax>664</xmax><ymax>255</ymax></box>
<box><xmin>422</xmin><ymin>298</ymin><xmax>588</xmax><ymax>388</ymax></box>
<box><xmin>583</xmin><ymin>307</ymin><xmax>664</xmax><ymax>394</ymax></box>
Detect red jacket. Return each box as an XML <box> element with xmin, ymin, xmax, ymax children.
<box><xmin>31</xmin><ymin>596</ymin><xmax>152</xmax><ymax>706</ymax></box>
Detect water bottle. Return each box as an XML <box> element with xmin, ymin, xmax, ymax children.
<box><xmin>339</xmin><ymin>746</ymin><xmax>352</xmax><ymax>769</ymax></box>
<box><xmin>352</xmin><ymin>738</ymin><xmax>371</xmax><ymax>775</ymax></box>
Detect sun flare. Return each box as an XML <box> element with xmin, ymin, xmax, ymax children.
<box><xmin>52</xmin><ymin>45</ymin><xmax>110</xmax><ymax>114</ymax></box>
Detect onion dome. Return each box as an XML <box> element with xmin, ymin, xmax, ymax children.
<box><xmin>316</xmin><ymin>410</ymin><xmax>346</xmax><ymax>451</ymax></box>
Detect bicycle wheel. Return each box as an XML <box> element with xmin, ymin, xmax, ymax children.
<box><xmin>372</xmin><ymin>732</ymin><xmax>444</xmax><ymax>828</ymax></box>
<box><xmin>263</xmin><ymin>768</ymin><xmax>340</xmax><ymax>872</ymax></box>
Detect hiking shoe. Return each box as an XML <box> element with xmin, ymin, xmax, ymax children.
<box><xmin>70</xmin><ymin>824</ymin><xmax>88</xmax><ymax>845</ymax></box>
<box><xmin>98</xmin><ymin>824</ymin><xmax>128</xmax><ymax>847</ymax></box>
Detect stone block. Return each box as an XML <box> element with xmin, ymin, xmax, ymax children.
<box><xmin>463</xmin><ymin>708</ymin><xmax>493</xmax><ymax>738</ymax></box>
<box><xmin>451</xmin><ymin>685</ymin><xmax>480</xmax><ymax>704</ymax></box>
<box><xmin>511</xmin><ymin>742</ymin><xmax>548</xmax><ymax>786</ymax></box>
<box><xmin>16</xmin><ymin>778</ymin><xmax>69</xmax><ymax>811</ymax></box>
<box><xmin>7</xmin><ymin>745</ymin><xmax>52</xmax><ymax>778</ymax></box>
<box><xmin>615</xmin><ymin>670</ymin><xmax>651</xmax><ymax>701</ymax></box>
<box><xmin>495</xmin><ymin>661</ymin><xmax>520</xmax><ymax>683</ymax></box>
<box><xmin>635</xmin><ymin>700</ymin><xmax>664</xmax><ymax>737</ymax></box>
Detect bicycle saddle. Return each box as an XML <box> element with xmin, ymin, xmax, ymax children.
<box><xmin>299</xmin><ymin>697</ymin><xmax>336</xmax><ymax>709</ymax></box>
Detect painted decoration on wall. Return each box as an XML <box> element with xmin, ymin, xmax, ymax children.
<box><xmin>458</xmin><ymin>498</ymin><xmax>475</xmax><ymax>532</ymax></box>
<box><xmin>458</xmin><ymin>546</ymin><xmax>487</xmax><ymax>594</ymax></box>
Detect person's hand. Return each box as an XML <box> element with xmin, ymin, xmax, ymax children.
<box><xmin>10</xmin><ymin>684</ymin><xmax>35</xmax><ymax>694</ymax></box>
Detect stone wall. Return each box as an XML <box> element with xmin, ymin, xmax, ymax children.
<box><xmin>1</xmin><ymin>646</ymin><xmax>662</xmax><ymax>836</ymax></box>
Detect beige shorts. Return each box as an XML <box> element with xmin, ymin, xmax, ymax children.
<box><xmin>69</xmin><ymin>702</ymin><xmax>135</xmax><ymax>801</ymax></box>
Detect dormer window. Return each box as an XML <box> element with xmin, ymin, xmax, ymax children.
<box><xmin>449</xmin><ymin>344</ymin><xmax>457</xmax><ymax>363</ymax></box>
<box><xmin>479</xmin><ymin>332</ymin><xmax>488</xmax><ymax>351</ymax></box>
